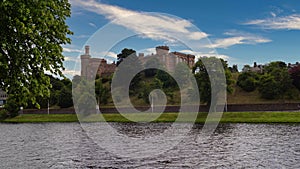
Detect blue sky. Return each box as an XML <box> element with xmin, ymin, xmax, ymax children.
<box><xmin>63</xmin><ymin>0</ymin><xmax>300</xmax><ymax>77</ymax></box>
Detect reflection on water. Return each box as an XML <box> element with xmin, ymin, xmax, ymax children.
<box><xmin>0</xmin><ymin>123</ymin><xmax>299</xmax><ymax>168</ymax></box>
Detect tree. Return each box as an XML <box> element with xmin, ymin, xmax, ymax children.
<box><xmin>141</xmin><ymin>78</ymin><xmax>163</xmax><ymax>104</ymax></box>
<box><xmin>193</xmin><ymin>57</ymin><xmax>233</xmax><ymax>105</ymax></box>
<box><xmin>289</xmin><ymin>65</ymin><xmax>300</xmax><ymax>90</ymax></box>
<box><xmin>144</xmin><ymin>57</ymin><xmax>161</xmax><ymax>77</ymax></box>
<box><xmin>116</xmin><ymin>48</ymin><xmax>136</xmax><ymax>66</ymax></box>
<box><xmin>0</xmin><ymin>0</ymin><xmax>72</xmax><ymax>112</ymax></box>
<box><xmin>258</xmin><ymin>73</ymin><xmax>281</xmax><ymax>99</ymax></box>
<box><xmin>58</xmin><ymin>86</ymin><xmax>73</xmax><ymax>108</ymax></box>
<box><xmin>258</xmin><ymin>61</ymin><xmax>293</xmax><ymax>99</ymax></box>
<box><xmin>229</xmin><ymin>64</ymin><xmax>238</xmax><ymax>73</ymax></box>
<box><xmin>156</xmin><ymin>70</ymin><xmax>177</xmax><ymax>88</ymax></box>
<box><xmin>115</xmin><ymin>48</ymin><xmax>143</xmax><ymax>90</ymax></box>
<box><xmin>237</xmin><ymin>72</ymin><xmax>259</xmax><ymax>92</ymax></box>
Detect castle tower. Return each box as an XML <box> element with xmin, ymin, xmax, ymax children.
<box><xmin>81</xmin><ymin>46</ymin><xmax>91</xmax><ymax>77</ymax></box>
<box><xmin>156</xmin><ymin>46</ymin><xmax>169</xmax><ymax>56</ymax></box>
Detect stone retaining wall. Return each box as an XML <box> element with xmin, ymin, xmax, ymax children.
<box><xmin>22</xmin><ymin>103</ymin><xmax>300</xmax><ymax>114</ymax></box>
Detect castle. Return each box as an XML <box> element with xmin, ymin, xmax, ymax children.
<box><xmin>80</xmin><ymin>46</ymin><xmax>117</xmax><ymax>79</ymax></box>
<box><xmin>138</xmin><ymin>46</ymin><xmax>195</xmax><ymax>72</ymax></box>
<box><xmin>80</xmin><ymin>46</ymin><xmax>195</xmax><ymax>78</ymax></box>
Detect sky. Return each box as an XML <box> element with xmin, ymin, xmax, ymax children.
<box><xmin>62</xmin><ymin>0</ymin><xmax>300</xmax><ymax>78</ymax></box>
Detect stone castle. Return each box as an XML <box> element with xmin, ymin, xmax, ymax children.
<box><xmin>81</xmin><ymin>46</ymin><xmax>195</xmax><ymax>78</ymax></box>
<box><xmin>81</xmin><ymin>46</ymin><xmax>117</xmax><ymax>79</ymax></box>
<box><xmin>138</xmin><ymin>46</ymin><xmax>195</xmax><ymax>72</ymax></box>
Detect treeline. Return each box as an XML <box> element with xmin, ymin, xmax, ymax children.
<box><xmin>87</xmin><ymin>49</ymin><xmax>300</xmax><ymax>108</ymax></box>
<box><xmin>237</xmin><ymin>61</ymin><xmax>300</xmax><ymax>100</ymax></box>
<box><xmin>25</xmin><ymin>75</ymin><xmax>73</xmax><ymax>109</ymax></box>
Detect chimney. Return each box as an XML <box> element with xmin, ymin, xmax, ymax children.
<box><xmin>138</xmin><ymin>53</ymin><xmax>144</xmax><ymax>57</ymax></box>
<box><xmin>85</xmin><ymin>46</ymin><xmax>90</xmax><ymax>55</ymax></box>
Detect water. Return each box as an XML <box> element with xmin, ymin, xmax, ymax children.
<box><xmin>0</xmin><ymin>123</ymin><xmax>299</xmax><ymax>168</ymax></box>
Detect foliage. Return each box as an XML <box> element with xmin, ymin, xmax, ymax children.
<box><xmin>258</xmin><ymin>61</ymin><xmax>293</xmax><ymax>99</ymax></box>
<box><xmin>289</xmin><ymin>65</ymin><xmax>300</xmax><ymax>91</ymax></box>
<box><xmin>58</xmin><ymin>86</ymin><xmax>73</xmax><ymax>108</ymax></box>
<box><xmin>115</xmin><ymin>48</ymin><xmax>143</xmax><ymax>90</ymax></box>
<box><xmin>141</xmin><ymin>78</ymin><xmax>163</xmax><ymax>104</ymax></box>
<box><xmin>193</xmin><ymin>57</ymin><xmax>233</xmax><ymax>104</ymax></box>
<box><xmin>0</xmin><ymin>0</ymin><xmax>72</xmax><ymax>110</ymax></box>
<box><xmin>0</xmin><ymin>109</ymin><xmax>8</xmax><ymax>120</ymax></box>
<box><xmin>237</xmin><ymin>72</ymin><xmax>259</xmax><ymax>92</ymax></box>
<box><xmin>95</xmin><ymin>78</ymin><xmax>110</xmax><ymax>105</ymax></box>
<box><xmin>258</xmin><ymin>74</ymin><xmax>281</xmax><ymax>99</ymax></box>
<box><xmin>116</xmin><ymin>48</ymin><xmax>137</xmax><ymax>66</ymax></box>
<box><xmin>155</xmin><ymin>70</ymin><xmax>177</xmax><ymax>88</ymax></box>
<box><xmin>229</xmin><ymin>64</ymin><xmax>238</xmax><ymax>73</ymax></box>
<box><xmin>144</xmin><ymin>57</ymin><xmax>161</xmax><ymax>77</ymax></box>
<box><xmin>4</xmin><ymin>96</ymin><xmax>20</xmax><ymax>117</ymax></box>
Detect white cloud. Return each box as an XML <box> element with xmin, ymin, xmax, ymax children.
<box><xmin>62</xmin><ymin>69</ymin><xmax>81</xmax><ymax>77</ymax></box>
<box><xmin>89</xmin><ymin>22</ymin><xmax>97</xmax><ymax>28</ymax></box>
<box><xmin>270</xmin><ymin>12</ymin><xmax>277</xmax><ymax>17</ymax></box>
<box><xmin>179</xmin><ymin>49</ymin><xmax>230</xmax><ymax>60</ymax></box>
<box><xmin>64</xmin><ymin>56</ymin><xmax>80</xmax><ymax>62</ymax></box>
<box><xmin>70</xmin><ymin>0</ymin><xmax>208</xmax><ymax>42</ymax></box>
<box><xmin>101</xmin><ymin>51</ymin><xmax>118</xmax><ymax>59</ymax></box>
<box><xmin>137</xmin><ymin>48</ymin><xmax>156</xmax><ymax>56</ymax></box>
<box><xmin>244</xmin><ymin>14</ymin><xmax>300</xmax><ymax>30</ymax></box>
<box><xmin>63</xmin><ymin>47</ymin><xmax>82</xmax><ymax>53</ymax></box>
<box><xmin>208</xmin><ymin>31</ymin><xmax>271</xmax><ymax>49</ymax></box>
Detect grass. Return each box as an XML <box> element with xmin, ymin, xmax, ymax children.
<box><xmin>1</xmin><ymin>111</ymin><xmax>300</xmax><ymax>123</ymax></box>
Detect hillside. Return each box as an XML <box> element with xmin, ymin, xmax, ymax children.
<box><xmin>99</xmin><ymin>72</ymin><xmax>300</xmax><ymax>107</ymax></box>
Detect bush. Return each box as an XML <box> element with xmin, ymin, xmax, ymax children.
<box><xmin>237</xmin><ymin>72</ymin><xmax>259</xmax><ymax>92</ymax></box>
<box><xmin>0</xmin><ymin>109</ymin><xmax>8</xmax><ymax>120</ymax></box>
<box><xmin>58</xmin><ymin>87</ymin><xmax>73</xmax><ymax>108</ymax></box>
<box><xmin>4</xmin><ymin>96</ymin><xmax>20</xmax><ymax>117</ymax></box>
<box><xmin>258</xmin><ymin>74</ymin><xmax>281</xmax><ymax>99</ymax></box>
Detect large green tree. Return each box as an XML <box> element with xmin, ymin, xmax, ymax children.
<box><xmin>0</xmin><ymin>0</ymin><xmax>72</xmax><ymax>112</ymax></box>
<box><xmin>192</xmin><ymin>57</ymin><xmax>233</xmax><ymax>105</ymax></box>
<box><xmin>237</xmin><ymin>72</ymin><xmax>260</xmax><ymax>92</ymax></box>
<box><xmin>289</xmin><ymin>64</ymin><xmax>300</xmax><ymax>91</ymax></box>
<box><xmin>258</xmin><ymin>61</ymin><xmax>293</xmax><ymax>99</ymax></box>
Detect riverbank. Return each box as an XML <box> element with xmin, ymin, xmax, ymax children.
<box><xmin>1</xmin><ymin>111</ymin><xmax>300</xmax><ymax>123</ymax></box>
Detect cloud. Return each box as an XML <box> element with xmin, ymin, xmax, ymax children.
<box><xmin>137</xmin><ymin>48</ymin><xmax>156</xmax><ymax>55</ymax></box>
<box><xmin>179</xmin><ymin>49</ymin><xmax>230</xmax><ymax>60</ymax></box>
<box><xmin>101</xmin><ymin>51</ymin><xmax>118</xmax><ymax>59</ymax></box>
<box><xmin>89</xmin><ymin>22</ymin><xmax>97</xmax><ymax>28</ymax></box>
<box><xmin>64</xmin><ymin>56</ymin><xmax>80</xmax><ymax>62</ymax></box>
<box><xmin>63</xmin><ymin>47</ymin><xmax>82</xmax><ymax>53</ymax></box>
<box><xmin>244</xmin><ymin>14</ymin><xmax>300</xmax><ymax>30</ymax></box>
<box><xmin>73</xmin><ymin>34</ymin><xmax>92</xmax><ymax>39</ymax></box>
<box><xmin>62</xmin><ymin>69</ymin><xmax>81</xmax><ymax>77</ymax></box>
<box><xmin>70</xmin><ymin>0</ymin><xmax>208</xmax><ymax>42</ymax></box>
<box><xmin>208</xmin><ymin>31</ymin><xmax>271</xmax><ymax>49</ymax></box>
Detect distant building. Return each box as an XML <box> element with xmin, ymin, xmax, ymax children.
<box><xmin>81</xmin><ymin>46</ymin><xmax>116</xmax><ymax>79</ymax></box>
<box><xmin>288</xmin><ymin>62</ymin><xmax>300</xmax><ymax>69</ymax></box>
<box><xmin>242</xmin><ymin>62</ymin><xmax>264</xmax><ymax>73</ymax></box>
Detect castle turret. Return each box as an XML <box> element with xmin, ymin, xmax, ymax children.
<box><xmin>81</xmin><ymin>45</ymin><xmax>91</xmax><ymax>77</ymax></box>
<box><xmin>156</xmin><ymin>46</ymin><xmax>169</xmax><ymax>56</ymax></box>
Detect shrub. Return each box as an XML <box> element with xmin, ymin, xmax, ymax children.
<box><xmin>237</xmin><ymin>72</ymin><xmax>259</xmax><ymax>92</ymax></box>
<box><xmin>0</xmin><ymin>109</ymin><xmax>8</xmax><ymax>120</ymax></box>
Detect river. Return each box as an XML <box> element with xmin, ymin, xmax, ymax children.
<box><xmin>0</xmin><ymin>123</ymin><xmax>299</xmax><ymax>168</ymax></box>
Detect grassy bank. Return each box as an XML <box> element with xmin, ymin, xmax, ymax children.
<box><xmin>1</xmin><ymin>111</ymin><xmax>300</xmax><ymax>123</ymax></box>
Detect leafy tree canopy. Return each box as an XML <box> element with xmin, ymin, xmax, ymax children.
<box><xmin>0</xmin><ymin>0</ymin><xmax>72</xmax><ymax>110</ymax></box>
